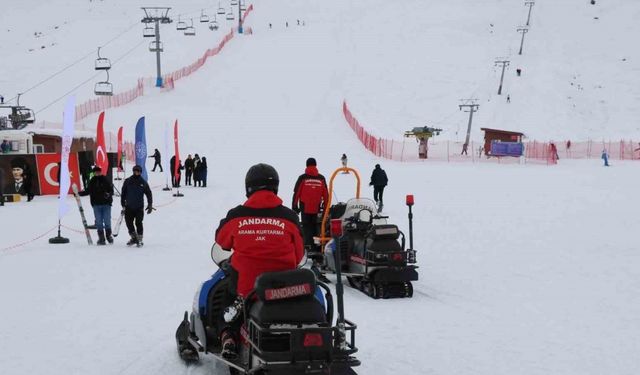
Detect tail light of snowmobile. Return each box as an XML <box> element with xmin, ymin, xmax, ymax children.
<box><xmin>303</xmin><ymin>333</ymin><xmax>324</xmax><ymax>347</ymax></box>
<box><xmin>392</xmin><ymin>253</ymin><xmax>404</xmax><ymax>262</ymax></box>
<box><xmin>330</xmin><ymin>219</ymin><xmax>343</xmax><ymax>237</ymax></box>
<box><xmin>406</xmin><ymin>194</ymin><xmax>414</xmax><ymax>206</ymax></box>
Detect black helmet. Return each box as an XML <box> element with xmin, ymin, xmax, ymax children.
<box><xmin>245</xmin><ymin>163</ymin><xmax>279</xmax><ymax>197</ymax></box>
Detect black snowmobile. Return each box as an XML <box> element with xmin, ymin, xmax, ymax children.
<box><xmin>175</xmin><ymin>244</ymin><xmax>360</xmax><ymax>375</ymax></box>
<box><xmin>313</xmin><ymin>167</ymin><xmax>418</xmax><ymax>299</ymax></box>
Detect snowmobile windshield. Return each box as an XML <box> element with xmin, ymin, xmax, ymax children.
<box><xmin>211</xmin><ymin>242</ymin><xmax>233</xmax><ymax>265</ymax></box>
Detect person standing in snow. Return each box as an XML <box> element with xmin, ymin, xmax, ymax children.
<box><xmin>121</xmin><ymin>165</ymin><xmax>153</xmax><ymax>246</ymax></box>
<box><xmin>601</xmin><ymin>149</ymin><xmax>609</xmax><ymax>166</ymax></box>
<box><xmin>292</xmin><ymin>157</ymin><xmax>329</xmax><ymax>249</ymax></box>
<box><xmin>78</xmin><ymin>166</ymin><xmax>114</xmax><ymax>245</ymax></box>
<box><xmin>184</xmin><ymin>154</ymin><xmax>194</xmax><ymax>186</ymax></box>
<box><xmin>150</xmin><ymin>148</ymin><xmax>163</xmax><ymax>172</ymax></box>
<box><xmin>369</xmin><ymin>164</ymin><xmax>388</xmax><ymax>209</ymax></box>
<box><xmin>200</xmin><ymin>157</ymin><xmax>208</xmax><ymax>187</ymax></box>
<box><xmin>193</xmin><ymin>154</ymin><xmax>201</xmax><ymax>187</ymax></box>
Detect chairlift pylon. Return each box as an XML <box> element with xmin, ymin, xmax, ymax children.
<box><xmin>184</xmin><ymin>18</ymin><xmax>196</xmax><ymax>36</ymax></box>
<box><xmin>176</xmin><ymin>15</ymin><xmax>187</xmax><ymax>30</ymax></box>
<box><xmin>143</xmin><ymin>25</ymin><xmax>155</xmax><ymax>37</ymax></box>
<box><xmin>200</xmin><ymin>9</ymin><xmax>210</xmax><ymax>23</ymax></box>
<box><xmin>95</xmin><ymin>47</ymin><xmax>111</xmax><ymax>70</ymax></box>
<box><xmin>95</xmin><ymin>70</ymin><xmax>113</xmax><ymax>96</ymax></box>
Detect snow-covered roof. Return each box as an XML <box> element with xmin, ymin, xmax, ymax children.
<box><xmin>26</xmin><ymin>128</ymin><xmax>94</xmax><ymax>139</ymax></box>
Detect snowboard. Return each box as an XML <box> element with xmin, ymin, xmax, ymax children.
<box><xmin>71</xmin><ymin>184</ymin><xmax>93</xmax><ymax>245</ymax></box>
<box><xmin>112</xmin><ymin>210</ymin><xmax>125</xmax><ymax>237</ymax></box>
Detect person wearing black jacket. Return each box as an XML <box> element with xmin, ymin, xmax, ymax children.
<box><xmin>184</xmin><ymin>154</ymin><xmax>194</xmax><ymax>186</ymax></box>
<box><xmin>150</xmin><ymin>148</ymin><xmax>162</xmax><ymax>172</ymax></box>
<box><xmin>200</xmin><ymin>157</ymin><xmax>208</xmax><ymax>187</ymax></box>
<box><xmin>121</xmin><ymin>165</ymin><xmax>153</xmax><ymax>246</ymax></box>
<box><xmin>369</xmin><ymin>164</ymin><xmax>388</xmax><ymax>208</ymax></box>
<box><xmin>79</xmin><ymin>166</ymin><xmax>114</xmax><ymax>245</ymax></box>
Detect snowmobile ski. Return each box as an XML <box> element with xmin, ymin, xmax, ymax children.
<box><xmin>71</xmin><ymin>183</ymin><xmax>93</xmax><ymax>245</ymax></box>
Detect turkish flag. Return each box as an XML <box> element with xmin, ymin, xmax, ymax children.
<box><xmin>36</xmin><ymin>153</ymin><xmax>81</xmax><ymax>195</ymax></box>
<box><xmin>96</xmin><ymin>111</ymin><xmax>109</xmax><ymax>172</ymax></box>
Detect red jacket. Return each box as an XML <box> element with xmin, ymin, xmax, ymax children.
<box><xmin>292</xmin><ymin>167</ymin><xmax>329</xmax><ymax>215</ymax></box>
<box><xmin>215</xmin><ymin>190</ymin><xmax>304</xmax><ymax>297</ymax></box>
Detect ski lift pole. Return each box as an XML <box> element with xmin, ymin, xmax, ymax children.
<box><xmin>330</xmin><ymin>219</ymin><xmax>347</xmax><ymax>349</ymax></box>
<box><xmin>237</xmin><ymin>0</ymin><xmax>243</xmax><ymax>34</ymax></box>
<box><xmin>154</xmin><ymin>19</ymin><xmax>163</xmax><ymax>87</ymax></box>
<box><xmin>406</xmin><ymin>195</ymin><xmax>414</xmax><ymax>250</ymax></box>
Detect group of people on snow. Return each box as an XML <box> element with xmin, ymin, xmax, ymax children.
<box><xmin>149</xmin><ymin>149</ymin><xmax>208</xmax><ymax>188</ymax></box>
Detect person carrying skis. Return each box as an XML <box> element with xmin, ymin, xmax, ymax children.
<box><xmin>184</xmin><ymin>154</ymin><xmax>194</xmax><ymax>186</ymax></box>
<box><xmin>121</xmin><ymin>165</ymin><xmax>153</xmax><ymax>246</ymax></box>
<box><xmin>214</xmin><ymin>163</ymin><xmax>304</xmax><ymax>358</ymax></box>
<box><xmin>79</xmin><ymin>166</ymin><xmax>114</xmax><ymax>245</ymax></box>
<box><xmin>292</xmin><ymin>157</ymin><xmax>328</xmax><ymax>249</ymax></box>
<box><xmin>149</xmin><ymin>148</ymin><xmax>162</xmax><ymax>172</ymax></box>
<box><xmin>369</xmin><ymin>164</ymin><xmax>388</xmax><ymax>209</ymax></box>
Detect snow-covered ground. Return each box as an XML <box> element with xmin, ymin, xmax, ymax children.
<box><xmin>1</xmin><ymin>0</ymin><xmax>640</xmax><ymax>374</ymax></box>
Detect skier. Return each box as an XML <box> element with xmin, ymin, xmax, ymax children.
<box><xmin>369</xmin><ymin>164</ymin><xmax>388</xmax><ymax>211</ymax></box>
<box><xmin>120</xmin><ymin>165</ymin><xmax>153</xmax><ymax>246</ymax></box>
<box><xmin>292</xmin><ymin>157</ymin><xmax>329</xmax><ymax>249</ymax></box>
<box><xmin>200</xmin><ymin>156</ymin><xmax>208</xmax><ymax>187</ymax></box>
<box><xmin>601</xmin><ymin>149</ymin><xmax>609</xmax><ymax>166</ymax></box>
<box><xmin>213</xmin><ymin>163</ymin><xmax>304</xmax><ymax>358</ymax></box>
<box><xmin>341</xmin><ymin>153</ymin><xmax>348</xmax><ymax>168</ymax></box>
<box><xmin>78</xmin><ymin>166</ymin><xmax>114</xmax><ymax>245</ymax></box>
<box><xmin>150</xmin><ymin>148</ymin><xmax>162</xmax><ymax>172</ymax></box>
<box><xmin>507</xmin><ymin>95</ymin><xmax>511</xmax><ymax>103</ymax></box>
<box><xmin>516</xmin><ymin>68</ymin><xmax>522</xmax><ymax>77</ymax></box>
<box><xmin>184</xmin><ymin>154</ymin><xmax>194</xmax><ymax>186</ymax></box>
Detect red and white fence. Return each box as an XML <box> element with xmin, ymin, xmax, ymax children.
<box><xmin>343</xmin><ymin>101</ymin><xmax>640</xmax><ymax>164</ymax></box>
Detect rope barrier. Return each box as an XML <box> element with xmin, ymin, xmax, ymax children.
<box><xmin>0</xmin><ymin>226</ymin><xmax>57</xmax><ymax>253</ymax></box>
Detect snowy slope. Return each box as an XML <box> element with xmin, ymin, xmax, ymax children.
<box><xmin>1</xmin><ymin>0</ymin><xmax>640</xmax><ymax>375</ymax></box>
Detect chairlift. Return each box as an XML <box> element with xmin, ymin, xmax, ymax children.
<box><xmin>0</xmin><ymin>103</ymin><xmax>36</xmax><ymax>129</ymax></box>
<box><xmin>209</xmin><ymin>21</ymin><xmax>219</xmax><ymax>31</ymax></box>
<box><xmin>240</xmin><ymin>2</ymin><xmax>246</xmax><ymax>11</ymax></box>
<box><xmin>200</xmin><ymin>9</ymin><xmax>210</xmax><ymax>23</ymax></box>
<box><xmin>217</xmin><ymin>2</ymin><xmax>225</xmax><ymax>14</ymax></box>
<box><xmin>176</xmin><ymin>16</ymin><xmax>187</xmax><ymax>31</ymax></box>
<box><xmin>226</xmin><ymin>9</ymin><xmax>234</xmax><ymax>20</ymax></box>
<box><xmin>143</xmin><ymin>25</ymin><xmax>155</xmax><ymax>38</ymax></box>
<box><xmin>149</xmin><ymin>41</ymin><xmax>163</xmax><ymax>52</ymax></box>
<box><xmin>95</xmin><ymin>71</ymin><xmax>113</xmax><ymax>96</ymax></box>
<box><xmin>95</xmin><ymin>47</ymin><xmax>111</xmax><ymax>70</ymax></box>
<box><xmin>184</xmin><ymin>19</ymin><xmax>196</xmax><ymax>36</ymax></box>
<box><xmin>231</xmin><ymin>0</ymin><xmax>238</xmax><ymax>6</ymax></box>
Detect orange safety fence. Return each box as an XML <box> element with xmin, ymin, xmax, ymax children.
<box><xmin>343</xmin><ymin>100</ymin><xmax>640</xmax><ymax>164</ymax></box>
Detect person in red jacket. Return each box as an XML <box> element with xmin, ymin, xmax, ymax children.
<box><xmin>291</xmin><ymin>157</ymin><xmax>329</xmax><ymax>249</ymax></box>
<box><xmin>215</xmin><ymin>163</ymin><xmax>304</xmax><ymax>358</ymax></box>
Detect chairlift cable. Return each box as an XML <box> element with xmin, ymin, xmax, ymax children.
<box><xmin>35</xmin><ymin>39</ymin><xmax>145</xmax><ymax>114</ymax></box>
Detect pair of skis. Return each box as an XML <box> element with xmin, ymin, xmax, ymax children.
<box><xmin>71</xmin><ymin>184</ymin><xmax>125</xmax><ymax>245</ymax></box>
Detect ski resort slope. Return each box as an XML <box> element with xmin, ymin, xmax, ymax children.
<box><xmin>1</xmin><ymin>0</ymin><xmax>640</xmax><ymax>375</ymax></box>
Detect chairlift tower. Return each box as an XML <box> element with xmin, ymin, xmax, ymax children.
<box><xmin>459</xmin><ymin>100</ymin><xmax>480</xmax><ymax>155</ymax></box>
<box><xmin>141</xmin><ymin>7</ymin><xmax>172</xmax><ymax>87</ymax></box>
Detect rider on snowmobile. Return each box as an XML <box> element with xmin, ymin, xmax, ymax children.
<box><xmin>214</xmin><ymin>163</ymin><xmax>304</xmax><ymax>357</ymax></box>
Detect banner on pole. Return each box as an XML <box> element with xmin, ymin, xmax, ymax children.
<box><xmin>134</xmin><ymin>116</ymin><xmax>148</xmax><ymax>181</ymax></box>
<box><xmin>58</xmin><ymin>96</ymin><xmax>76</xmax><ymax>219</ymax></box>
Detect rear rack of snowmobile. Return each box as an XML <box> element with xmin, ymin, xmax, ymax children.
<box><xmin>319</xmin><ymin>166</ymin><xmax>362</xmax><ymax>248</ymax></box>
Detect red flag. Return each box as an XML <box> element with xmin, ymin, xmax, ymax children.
<box><xmin>117</xmin><ymin>126</ymin><xmax>123</xmax><ymax>172</ymax></box>
<box><xmin>95</xmin><ymin>111</ymin><xmax>109</xmax><ymax>172</ymax></box>
<box><xmin>173</xmin><ymin>120</ymin><xmax>180</xmax><ymax>181</ymax></box>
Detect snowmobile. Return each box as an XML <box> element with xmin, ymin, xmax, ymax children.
<box><xmin>314</xmin><ymin>167</ymin><xmax>418</xmax><ymax>299</ymax></box>
<box><xmin>175</xmin><ymin>243</ymin><xmax>360</xmax><ymax>375</ymax></box>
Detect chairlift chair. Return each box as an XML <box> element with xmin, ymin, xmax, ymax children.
<box><xmin>226</xmin><ymin>9</ymin><xmax>234</xmax><ymax>20</ymax></box>
<box><xmin>217</xmin><ymin>2</ymin><xmax>225</xmax><ymax>14</ymax></box>
<box><xmin>149</xmin><ymin>41</ymin><xmax>163</xmax><ymax>52</ymax></box>
<box><xmin>240</xmin><ymin>2</ymin><xmax>247</xmax><ymax>11</ymax></box>
<box><xmin>176</xmin><ymin>16</ymin><xmax>187</xmax><ymax>30</ymax></box>
<box><xmin>143</xmin><ymin>25</ymin><xmax>155</xmax><ymax>37</ymax></box>
<box><xmin>231</xmin><ymin>0</ymin><xmax>238</xmax><ymax>5</ymax></box>
<box><xmin>95</xmin><ymin>47</ymin><xmax>111</xmax><ymax>70</ymax></box>
<box><xmin>200</xmin><ymin>9</ymin><xmax>210</xmax><ymax>23</ymax></box>
<box><xmin>184</xmin><ymin>19</ymin><xmax>196</xmax><ymax>36</ymax></box>
<box><xmin>95</xmin><ymin>71</ymin><xmax>113</xmax><ymax>96</ymax></box>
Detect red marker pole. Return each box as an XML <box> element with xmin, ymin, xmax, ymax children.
<box><xmin>406</xmin><ymin>195</ymin><xmax>414</xmax><ymax>251</ymax></box>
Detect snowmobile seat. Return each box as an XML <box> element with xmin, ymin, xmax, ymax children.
<box><xmin>250</xmin><ymin>269</ymin><xmax>327</xmax><ymax>325</ymax></box>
